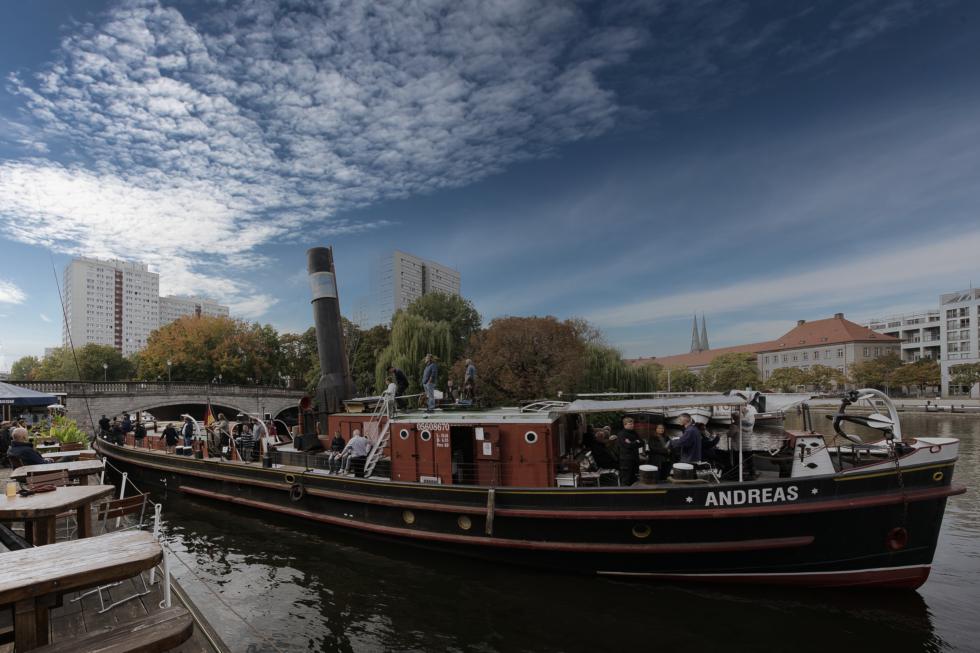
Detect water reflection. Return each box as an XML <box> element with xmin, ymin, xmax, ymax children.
<box><xmin>155</xmin><ymin>411</ymin><xmax>978</xmax><ymax>652</ymax></box>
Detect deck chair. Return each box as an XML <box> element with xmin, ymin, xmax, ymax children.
<box><xmin>70</xmin><ymin>493</ymin><xmax>154</xmax><ymax>613</ymax></box>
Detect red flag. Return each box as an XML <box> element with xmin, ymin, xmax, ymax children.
<box><xmin>204</xmin><ymin>400</ymin><xmax>215</xmax><ymax>427</ymax></box>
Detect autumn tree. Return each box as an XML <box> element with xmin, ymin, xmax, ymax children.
<box><xmin>9</xmin><ymin>356</ymin><xmax>41</xmax><ymax>381</ymax></box>
<box><xmin>700</xmin><ymin>353</ymin><xmax>760</xmax><ymax>391</ymax></box>
<box><xmin>464</xmin><ymin>316</ymin><xmax>585</xmax><ymax>404</ymax></box>
<box><xmin>765</xmin><ymin>367</ymin><xmax>808</xmax><ymax>392</ymax></box>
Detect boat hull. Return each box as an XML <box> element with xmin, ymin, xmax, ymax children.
<box><xmin>95</xmin><ymin>440</ymin><xmax>962</xmax><ymax>589</ymax></box>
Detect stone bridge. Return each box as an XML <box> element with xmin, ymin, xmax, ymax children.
<box><xmin>16</xmin><ymin>381</ymin><xmax>307</xmax><ymax>433</ymax></box>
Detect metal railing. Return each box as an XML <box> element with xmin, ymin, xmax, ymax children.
<box><xmin>11</xmin><ymin>380</ymin><xmax>305</xmax><ymax>398</ymax></box>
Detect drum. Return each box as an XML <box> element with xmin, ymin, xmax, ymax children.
<box><xmin>639</xmin><ymin>464</ymin><xmax>659</xmax><ymax>484</ymax></box>
<box><xmin>672</xmin><ymin>462</ymin><xmax>695</xmax><ymax>480</ymax></box>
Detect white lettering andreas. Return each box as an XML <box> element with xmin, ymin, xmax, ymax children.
<box><xmin>704</xmin><ymin>486</ymin><xmax>799</xmax><ymax>507</ymax></box>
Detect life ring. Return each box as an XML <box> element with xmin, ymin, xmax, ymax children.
<box><xmin>289</xmin><ymin>483</ymin><xmax>305</xmax><ymax>502</ymax></box>
<box><xmin>885</xmin><ymin>526</ymin><xmax>909</xmax><ymax>551</ymax></box>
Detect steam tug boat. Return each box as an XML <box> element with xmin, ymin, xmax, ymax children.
<box><xmin>95</xmin><ymin>248</ymin><xmax>964</xmax><ymax>589</ymax></box>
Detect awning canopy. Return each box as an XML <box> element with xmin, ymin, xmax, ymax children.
<box><xmin>0</xmin><ymin>382</ymin><xmax>59</xmax><ymax>407</ymax></box>
<box><xmin>553</xmin><ymin>394</ymin><xmax>747</xmax><ymax>415</ymax></box>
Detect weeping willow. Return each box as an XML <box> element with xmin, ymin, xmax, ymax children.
<box><xmin>580</xmin><ymin>344</ymin><xmax>659</xmax><ymax>394</ymax></box>
<box><xmin>374</xmin><ymin>312</ymin><xmax>454</xmax><ymax>392</ymax></box>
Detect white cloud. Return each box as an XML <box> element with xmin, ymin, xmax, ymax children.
<box><xmin>0</xmin><ymin>279</ymin><xmax>26</xmax><ymax>304</ymax></box>
<box><xmin>591</xmin><ymin>229</ymin><xmax>980</xmax><ymax>328</ymax></box>
<box><xmin>39</xmin><ymin>313</ymin><xmax>52</xmax><ymax>323</ymax></box>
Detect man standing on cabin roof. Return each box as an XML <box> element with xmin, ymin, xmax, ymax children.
<box><xmin>669</xmin><ymin>413</ymin><xmax>702</xmax><ymax>464</ymax></box>
<box><xmin>617</xmin><ymin>417</ymin><xmax>642</xmax><ymax>486</ymax></box>
<box><xmin>463</xmin><ymin>359</ymin><xmax>477</xmax><ymax>401</ymax></box>
<box><xmin>422</xmin><ymin>354</ymin><xmax>438</xmax><ymax>412</ymax></box>
<box><xmin>388</xmin><ymin>365</ymin><xmax>409</xmax><ymax>408</ymax></box>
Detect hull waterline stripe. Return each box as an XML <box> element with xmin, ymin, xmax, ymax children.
<box><xmin>177</xmin><ymin>486</ymin><xmax>815</xmax><ymax>554</ymax></box>
<box><xmin>598</xmin><ymin>564</ymin><xmax>932</xmax><ymax>589</ymax></box>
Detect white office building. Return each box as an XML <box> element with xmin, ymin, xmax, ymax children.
<box><xmin>373</xmin><ymin>250</ymin><xmax>461</xmax><ymax>325</ymax></box>
<box><xmin>63</xmin><ymin>258</ymin><xmax>160</xmax><ymax>356</ymax></box>
<box><xmin>940</xmin><ymin>288</ymin><xmax>980</xmax><ymax>397</ymax></box>
<box><xmin>159</xmin><ymin>296</ymin><xmax>230</xmax><ymax>326</ymax></box>
<box><xmin>863</xmin><ymin>311</ymin><xmax>942</xmax><ymax>363</ymax></box>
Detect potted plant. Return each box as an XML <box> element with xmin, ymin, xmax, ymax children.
<box><xmin>49</xmin><ymin>416</ymin><xmax>89</xmax><ymax>450</ymax></box>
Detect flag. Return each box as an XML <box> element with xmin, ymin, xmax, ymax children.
<box><xmin>204</xmin><ymin>400</ymin><xmax>215</xmax><ymax>427</ymax></box>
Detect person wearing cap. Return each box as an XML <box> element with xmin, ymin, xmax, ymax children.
<box><xmin>617</xmin><ymin>417</ymin><xmax>642</xmax><ymax>486</ymax></box>
<box><xmin>421</xmin><ymin>354</ymin><xmax>438</xmax><ymax>412</ymax></box>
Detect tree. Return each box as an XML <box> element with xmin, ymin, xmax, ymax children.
<box><xmin>279</xmin><ymin>327</ymin><xmax>320</xmax><ymax>392</ymax></box>
<box><xmin>579</xmin><ymin>344</ymin><xmax>659</xmax><ymax>394</ymax></box>
<box><xmin>374</xmin><ymin>312</ymin><xmax>454</xmax><ymax>394</ymax></box>
<box><xmin>890</xmin><ymin>360</ymin><xmax>939</xmax><ymax>396</ymax></box>
<box><xmin>464</xmin><ymin>316</ymin><xmax>585</xmax><ymax>404</ymax></box>
<box><xmin>9</xmin><ymin>356</ymin><xmax>41</xmax><ymax>380</ymax></box>
<box><xmin>657</xmin><ymin>366</ymin><xmax>700</xmax><ymax>392</ymax></box>
<box><xmin>849</xmin><ymin>353</ymin><xmax>902</xmax><ymax>390</ymax></box>
<box><xmin>805</xmin><ymin>365</ymin><xmax>846</xmax><ymax>392</ymax></box>
<box><xmin>349</xmin><ymin>324</ymin><xmax>391</xmax><ymax>396</ymax></box>
<box><xmin>765</xmin><ymin>367</ymin><xmax>808</xmax><ymax>392</ymax></box>
<box><xmin>75</xmin><ymin>344</ymin><xmax>133</xmax><ymax>381</ymax></box>
<box><xmin>950</xmin><ymin>362</ymin><xmax>980</xmax><ymax>392</ymax></box>
<box><xmin>403</xmin><ymin>292</ymin><xmax>481</xmax><ymax>360</ymax></box>
<box><xmin>701</xmin><ymin>353</ymin><xmax>760</xmax><ymax>391</ymax></box>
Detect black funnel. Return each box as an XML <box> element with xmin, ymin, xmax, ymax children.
<box><xmin>307</xmin><ymin>247</ymin><xmax>353</xmax><ymax>432</ymax></box>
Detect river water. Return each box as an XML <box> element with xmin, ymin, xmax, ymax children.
<box><xmin>151</xmin><ymin>412</ymin><xmax>979</xmax><ymax>652</ymax></box>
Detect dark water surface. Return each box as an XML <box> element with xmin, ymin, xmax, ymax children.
<box><xmin>153</xmin><ymin>413</ymin><xmax>980</xmax><ymax>652</ymax></box>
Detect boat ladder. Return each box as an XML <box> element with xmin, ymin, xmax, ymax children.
<box><xmin>363</xmin><ymin>392</ymin><xmax>395</xmax><ymax>478</ymax></box>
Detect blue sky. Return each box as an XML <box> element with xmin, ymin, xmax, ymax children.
<box><xmin>1</xmin><ymin>0</ymin><xmax>979</xmax><ymax>370</ymax></box>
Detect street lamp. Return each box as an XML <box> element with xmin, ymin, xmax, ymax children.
<box><xmin>218</xmin><ymin>373</ymin><xmax>223</xmax><ymax>384</ymax></box>
<box><xmin>102</xmin><ymin>361</ymin><xmax>108</xmax><ymax>382</ymax></box>
<box><xmin>166</xmin><ymin>359</ymin><xmax>172</xmax><ymax>384</ymax></box>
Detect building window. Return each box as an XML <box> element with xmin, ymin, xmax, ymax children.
<box><xmin>837</xmin><ymin>349</ymin><xmax>844</xmax><ymax>358</ymax></box>
<box><xmin>863</xmin><ymin>347</ymin><xmax>870</xmax><ymax>356</ymax></box>
<box><xmin>782</xmin><ymin>355</ymin><xmax>788</xmax><ymax>363</ymax></box>
<box><xmin>802</xmin><ymin>352</ymin><xmax>808</xmax><ymax>361</ymax></box>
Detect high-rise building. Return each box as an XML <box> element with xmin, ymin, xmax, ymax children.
<box><xmin>374</xmin><ymin>250</ymin><xmax>461</xmax><ymax>324</ymax></box>
<box><xmin>939</xmin><ymin>288</ymin><xmax>980</xmax><ymax>397</ymax></box>
<box><xmin>159</xmin><ymin>296</ymin><xmax>230</xmax><ymax>326</ymax></box>
<box><xmin>862</xmin><ymin>311</ymin><xmax>941</xmax><ymax>362</ymax></box>
<box><xmin>63</xmin><ymin>258</ymin><xmax>160</xmax><ymax>356</ymax></box>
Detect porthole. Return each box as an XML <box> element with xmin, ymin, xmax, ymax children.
<box><xmin>932</xmin><ymin>471</ymin><xmax>944</xmax><ymax>482</ymax></box>
<box><xmin>457</xmin><ymin>515</ymin><xmax>472</xmax><ymax>531</ymax></box>
<box><xmin>420</xmin><ymin>430</ymin><xmax>432</xmax><ymax>442</ymax></box>
<box><xmin>402</xmin><ymin>510</ymin><xmax>415</xmax><ymax>525</ymax></box>
<box><xmin>632</xmin><ymin>523</ymin><xmax>651</xmax><ymax>539</ymax></box>
<box><xmin>284</xmin><ymin>473</ymin><xmax>295</xmax><ymax>484</ymax></box>
<box><xmin>399</xmin><ymin>429</ymin><xmax>410</xmax><ymax>440</ymax></box>
<box><xmin>524</xmin><ymin>431</ymin><xmax>538</xmax><ymax>444</ymax></box>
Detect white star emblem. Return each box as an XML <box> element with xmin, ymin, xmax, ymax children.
<box><xmin>685</xmin><ymin>496</ymin><xmax>694</xmax><ymax>504</ymax></box>
<box><xmin>811</xmin><ymin>488</ymin><xmax>819</xmax><ymax>495</ymax></box>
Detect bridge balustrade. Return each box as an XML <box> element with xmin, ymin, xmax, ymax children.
<box><xmin>11</xmin><ymin>380</ymin><xmax>305</xmax><ymax>398</ymax></box>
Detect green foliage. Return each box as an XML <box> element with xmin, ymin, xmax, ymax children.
<box><xmin>700</xmin><ymin>353</ymin><xmax>760</xmax><ymax>391</ymax></box>
<box><xmin>764</xmin><ymin>367</ymin><xmax>808</xmax><ymax>392</ymax></box>
<box><xmin>580</xmin><ymin>345</ymin><xmax>659</xmax><ymax>393</ymax></box>
<box><xmin>31</xmin><ymin>345</ymin><xmax>132</xmax><ymax>381</ymax></box>
<box><xmin>657</xmin><ymin>366</ymin><xmax>700</xmax><ymax>392</ymax></box>
<box><xmin>374</xmin><ymin>313</ymin><xmax>454</xmax><ymax>393</ymax></box>
<box><xmin>949</xmin><ymin>362</ymin><xmax>980</xmax><ymax>389</ymax></box>
<box><xmin>403</xmin><ymin>292</ymin><xmax>481</xmax><ymax>358</ymax></box>
<box><xmin>849</xmin><ymin>353</ymin><xmax>903</xmax><ymax>389</ymax></box>
<box><xmin>9</xmin><ymin>355</ymin><xmax>41</xmax><ymax>380</ymax></box>
<box><xmin>279</xmin><ymin>327</ymin><xmax>320</xmax><ymax>392</ymax></box>
<box><xmin>805</xmin><ymin>364</ymin><xmax>847</xmax><ymax>392</ymax></box>
<box><xmin>348</xmin><ymin>324</ymin><xmax>391</xmax><ymax>395</ymax></box>
<box><xmin>48</xmin><ymin>415</ymin><xmax>88</xmax><ymax>445</ymax></box>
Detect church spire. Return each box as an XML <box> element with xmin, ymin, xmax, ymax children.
<box><xmin>700</xmin><ymin>314</ymin><xmax>709</xmax><ymax>351</ymax></box>
<box><xmin>690</xmin><ymin>315</ymin><xmax>702</xmax><ymax>353</ymax></box>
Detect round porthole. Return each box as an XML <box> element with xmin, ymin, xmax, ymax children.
<box><xmin>399</xmin><ymin>429</ymin><xmax>410</xmax><ymax>440</ymax></box>
<box><xmin>402</xmin><ymin>510</ymin><xmax>416</xmax><ymax>525</ymax></box>
<box><xmin>457</xmin><ymin>515</ymin><xmax>472</xmax><ymax>531</ymax></box>
<box><xmin>932</xmin><ymin>471</ymin><xmax>944</xmax><ymax>482</ymax></box>
<box><xmin>524</xmin><ymin>431</ymin><xmax>538</xmax><ymax>444</ymax></box>
<box><xmin>420</xmin><ymin>430</ymin><xmax>432</xmax><ymax>442</ymax></box>
<box><xmin>632</xmin><ymin>523</ymin><xmax>651</xmax><ymax>539</ymax></box>
<box><xmin>284</xmin><ymin>473</ymin><xmax>295</xmax><ymax>484</ymax></box>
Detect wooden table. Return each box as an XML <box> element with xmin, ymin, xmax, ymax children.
<box><xmin>11</xmin><ymin>460</ymin><xmax>105</xmax><ymax>485</ymax></box>
<box><xmin>35</xmin><ymin>444</ymin><xmax>61</xmax><ymax>454</ymax></box>
<box><xmin>0</xmin><ymin>530</ymin><xmax>162</xmax><ymax>650</ymax></box>
<box><xmin>41</xmin><ymin>450</ymin><xmax>86</xmax><ymax>462</ymax></box>
<box><xmin>0</xmin><ymin>485</ymin><xmax>115</xmax><ymax>546</ymax></box>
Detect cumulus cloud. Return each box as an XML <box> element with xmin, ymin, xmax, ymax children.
<box><xmin>0</xmin><ymin>279</ymin><xmax>26</xmax><ymax>304</ymax></box>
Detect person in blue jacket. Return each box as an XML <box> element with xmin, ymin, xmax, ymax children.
<box><xmin>669</xmin><ymin>413</ymin><xmax>702</xmax><ymax>463</ymax></box>
<box><xmin>421</xmin><ymin>354</ymin><xmax>438</xmax><ymax>412</ymax></box>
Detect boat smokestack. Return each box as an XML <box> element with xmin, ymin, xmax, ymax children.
<box><xmin>307</xmin><ymin>247</ymin><xmax>353</xmax><ymax>431</ymax></box>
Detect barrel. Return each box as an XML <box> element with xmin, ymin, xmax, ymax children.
<box><xmin>672</xmin><ymin>462</ymin><xmax>695</xmax><ymax>480</ymax></box>
<box><xmin>639</xmin><ymin>464</ymin><xmax>659</xmax><ymax>484</ymax></box>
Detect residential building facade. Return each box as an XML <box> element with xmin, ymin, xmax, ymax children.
<box><xmin>940</xmin><ymin>288</ymin><xmax>980</xmax><ymax>397</ymax></box>
<box><xmin>374</xmin><ymin>250</ymin><xmax>461</xmax><ymax>325</ymax></box>
<box><xmin>63</xmin><ymin>258</ymin><xmax>160</xmax><ymax>356</ymax></box>
<box><xmin>159</xmin><ymin>296</ymin><xmax>230</xmax><ymax>326</ymax></box>
<box><xmin>863</xmin><ymin>311</ymin><xmax>941</xmax><ymax>362</ymax></box>
<box><xmin>758</xmin><ymin>314</ymin><xmax>900</xmax><ymax>380</ymax></box>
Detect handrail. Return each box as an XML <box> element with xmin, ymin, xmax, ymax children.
<box><xmin>10</xmin><ymin>380</ymin><xmax>305</xmax><ymax>397</ymax></box>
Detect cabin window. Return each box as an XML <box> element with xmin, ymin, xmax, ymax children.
<box><xmin>524</xmin><ymin>431</ymin><xmax>538</xmax><ymax>444</ymax></box>
<box><xmin>399</xmin><ymin>429</ymin><xmax>410</xmax><ymax>440</ymax></box>
<box><xmin>420</xmin><ymin>430</ymin><xmax>432</xmax><ymax>442</ymax></box>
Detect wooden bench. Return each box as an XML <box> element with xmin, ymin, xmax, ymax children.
<box><xmin>32</xmin><ymin>606</ymin><xmax>193</xmax><ymax>653</ymax></box>
<box><xmin>0</xmin><ymin>530</ymin><xmax>162</xmax><ymax>650</ymax></box>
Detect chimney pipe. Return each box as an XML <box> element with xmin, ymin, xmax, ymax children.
<box><xmin>307</xmin><ymin>247</ymin><xmax>354</xmax><ymax>433</ymax></box>
<box><xmin>834</xmin><ymin>312</ymin><xmax>844</xmax><ymax>319</ymax></box>
<box><xmin>797</xmin><ymin>319</ymin><xmax>806</xmax><ymax>326</ymax></box>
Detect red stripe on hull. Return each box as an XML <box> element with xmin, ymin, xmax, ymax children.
<box><xmin>603</xmin><ymin>566</ymin><xmax>931</xmax><ymax>589</ymax></box>
<box><xmin>177</xmin><ymin>486</ymin><xmax>814</xmax><ymax>554</ymax></box>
